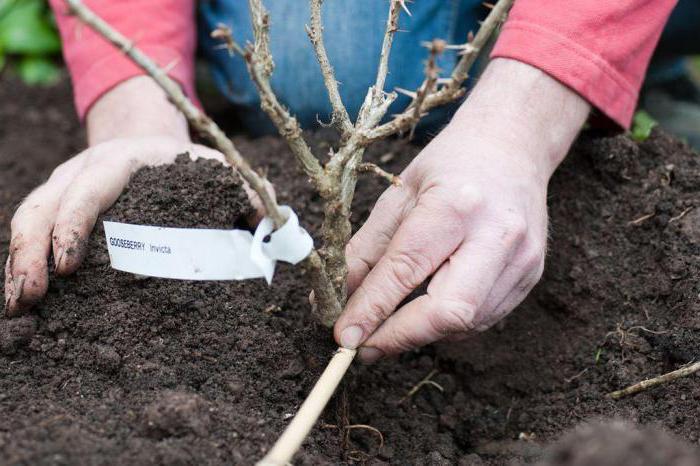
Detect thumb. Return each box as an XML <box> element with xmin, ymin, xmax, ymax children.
<box><xmin>334</xmin><ymin>194</ymin><xmax>464</xmax><ymax>350</ymax></box>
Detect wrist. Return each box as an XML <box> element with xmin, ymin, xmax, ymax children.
<box><xmin>86</xmin><ymin>76</ymin><xmax>190</xmax><ymax>146</ymax></box>
<box><xmin>448</xmin><ymin>58</ymin><xmax>590</xmax><ymax>179</ymax></box>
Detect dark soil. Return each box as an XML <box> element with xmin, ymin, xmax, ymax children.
<box><xmin>1</xmin><ymin>76</ymin><xmax>700</xmax><ymax>465</ymax></box>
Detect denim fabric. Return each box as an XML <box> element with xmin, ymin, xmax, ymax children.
<box><xmin>198</xmin><ymin>1</ymin><xmax>700</xmax><ymax>133</ymax></box>
<box><xmin>198</xmin><ymin>0</ymin><xmax>486</xmax><ymax>134</ymax></box>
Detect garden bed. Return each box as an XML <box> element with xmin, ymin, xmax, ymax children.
<box><xmin>1</xmin><ymin>76</ymin><xmax>699</xmax><ymax>465</ymax></box>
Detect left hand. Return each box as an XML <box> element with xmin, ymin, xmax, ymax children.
<box><xmin>334</xmin><ymin>58</ymin><xmax>590</xmax><ymax>363</ymax></box>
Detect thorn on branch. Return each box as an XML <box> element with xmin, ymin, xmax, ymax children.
<box><xmin>394</xmin><ymin>87</ymin><xmax>418</xmax><ymax>99</ymax></box>
<box><xmin>357</xmin><ymin>162</ymin><xmax>402</xmax><ymax>187</ymax></box>
<box><xmin>398</xmin><ymin>0</ymin><xmax>413</xmax><ymax>16</ymax></box>
<box><xmin>361</xmin><ymin>0</ymin><xmax>513</xmax><ymax>143</ymax></box>
<box><xmin>405</xmin><ymin>38</ymin><xmax>445</xmax><ymax>138</ymax></box>
<box><xmin>211</xmin><ymin>23</ymin><xmax>245</xmax><ymax>57</ymax></box>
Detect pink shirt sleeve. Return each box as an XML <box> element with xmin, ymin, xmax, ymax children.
<box><xmin>491</xmin><ymin>0</ymin><xmax>677</xmax><ymax>129</ymax></box>
<box><xmin>49</xmin><ymin>0</ymin><xmax>197</xmax><ymax>120</ymax></box>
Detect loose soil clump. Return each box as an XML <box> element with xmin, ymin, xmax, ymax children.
<box><xmin>1</xmin><ymin>77</ymin><xmax>700</xmax><ymax>465</ymax></box>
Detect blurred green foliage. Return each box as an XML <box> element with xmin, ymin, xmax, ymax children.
<box><xmin>630</xmin><ymin>110</ymin><xmax>657</xmax><ymax>142</ymax></box>
<box><xmin>0</xmin><ymin>0</ymin><xmax>62</xmax><ymax>85</ymax></box>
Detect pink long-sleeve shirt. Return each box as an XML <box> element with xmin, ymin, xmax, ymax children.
<box><xmin>50</xmin><ymin>0</ymin><xmax>676</xmax><ymax>129</ymax></box>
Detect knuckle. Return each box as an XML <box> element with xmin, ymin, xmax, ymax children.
<box><xmin>384</xmin><ymin>325</ymin><xmax>421</xmax><ymax>353</ymax></box>
<box><xmin>499</xmin><ymin>214</ymin><xmax>528</xmax><ymax>248</ymax></box>
<box><xmin>523</xmin><ymin>248</ymin><xmax>545</xmax><ymax>274</ymax></box>
<box><xmin>453</xmin><ymin>184</ymin><xmax>485</xmax><ymax>216</ymax></box>
<box><xmin>426</xmin><ymin>184</ymin><xmax>484</xmax><ymax>221</ymax></box>
<box><xmin>428</xmin><ymin>298</ymin><xmax>477</xmax><ymax>336</ymax></box>
<box><xmin>49</xmin><ymin>162</ymin><xmax>73</xmax><ymax>180</ymax></box>
<box><xmin>356</xmin><ymin>286</ymin><xmax>394</xmax><ymax>326</ymax></box>
<box><xmin>386</xmin><ymin>250</ymin><xmax>432</xmax><ymax>293</ymax></box>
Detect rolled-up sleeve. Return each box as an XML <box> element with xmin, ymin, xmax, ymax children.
<box><xmin>491</xmin><ymin>0</ymin><xmax>677</xmax><ymax>128</ymax></box>
<box><xmin>49</xmin><ymin>0</ymin><xmax>198</xmax><ymax>120</ymax></box>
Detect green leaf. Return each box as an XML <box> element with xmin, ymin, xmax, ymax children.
<box><xmin>631</xmin><ymin>110</ymin><xmax>657</xmax><ymax>142</ymax></box>
<box><xmin>17</xmin><ymin>55</ymin><xmax>61</xmax><ymax>85</ymax></box>
<box><xmin>0</xmin><ymin>44</ymin><xmax>5</xmax><ymax>71</ymax></box>
<box><xmin>0</xmin><ymin>0</ymin><xmax>60</xmax><ymax>55</ymax></box>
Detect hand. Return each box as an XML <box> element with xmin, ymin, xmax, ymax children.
<box><xmin>4</xmin><ymin>137</ymin><xmax>226</xmax><ymax>316</ymax></box>
<box><xmin>335</xmin><ymin>58</ymin><xmax>591</xmax><ymax>363</ymax></box>
<box><xmin>4</xmin><ymin>77</ymin><xmax>269</xmax><ymax>316</ymax></box>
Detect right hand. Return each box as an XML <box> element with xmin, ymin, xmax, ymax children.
<box><xmin>4</xmin><ymin>76</ymin><xmax>268</xmax><ymax>316</ymax></box>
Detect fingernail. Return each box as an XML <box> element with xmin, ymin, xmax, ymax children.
<box><xmin>13</xmin><ymin>275</ymin><xmax>25</xmax><ymax>303</ymax></box>
<box><xmin>340</xmin><ymin>325</ymin><xmax>364</xmax><ymax>350</ymax></box>
<box><xmin>358</xmin><ymin>347</ymin><xmax>384</xmax><ymax>364</ymax></box>
<box><xmin>4</xmin><ymin>284</ymin><xmax>12</xmax><ymax>311</ymax></box>
<box><xmin>54</xmin><ymin>247</ymin><xmax>65</xmax><ymax>272</ymax></box>
<box><xmin>6</xmin><ymin>274</ymin><xmax>25</xmax><ymax>313</ymax></box>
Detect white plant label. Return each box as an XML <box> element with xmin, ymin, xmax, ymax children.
<box><xmin>103</xmin><ymin>206</ymin><xmax>313</xmax><ymax>284</ymax></box>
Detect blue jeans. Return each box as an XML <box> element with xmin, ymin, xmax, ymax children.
<box><xmin>198</xmin><ymin>1</ymin><xmax>698</xmax><ymax>134</ymax></box>
<box><xmin>198</xmin><ymin>0</ymin><xmax>485</xmax><ymax>134</ymax></box>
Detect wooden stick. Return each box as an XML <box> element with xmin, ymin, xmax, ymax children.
<box><xmin>608</xmin><ymin>361</ymin><xmax>700</xmax><ymax>400</ymax></box>
<box><xmin>257</xmin><ymin>348</ymin><xmax>356</xmax><ymax>465</ymax></box>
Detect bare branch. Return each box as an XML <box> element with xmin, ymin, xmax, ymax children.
<box><xmin>373</xmin><ymin>0</ymin><xmax>402</xmax><ymax>96</ymax></box>
<box><xmin>361</xmin><ymin>0</ymin><xmax>514</xmax><ymax>143</ymax></box>
<box><xmin>408</xmin><ymin>39</ymin><xmax>445</xmax><ymax>138</ymax></box>
<box><xmin>306</xmin><ymin>0</ymin><xmax>353</xmax><ymax>140</ymax></box>
<box><xmin>66</xmin><ymin>0</ymin><xmax>341</xmax><ymax>324</ymax></box>
<box><xmin>608</xmin><ymin>361</ymin><xmax>700</xmax><ymax>400</ymax></box>
<box><xmin>245</xmin><ymin>0</ymin><xmax>328</xmax><ymax>191</ymax></box>
<box><xmin>64</xmin><ymin>0</ymin><xmax>286</xmax><ymax>227</ymax></box>
<box><xmin>354</xmin><ymin>0</ymin><xmax>403</xmax><ymax>129</ymax></box>
<box><xmin>357</xmin><ymin>162</ymin><xmax>402</xmax><ymax>187</ymax></box>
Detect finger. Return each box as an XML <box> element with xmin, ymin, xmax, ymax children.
<box><xmin>472</xmin><ymin>249</ymin><xmax>545</xmax><ymax>331</ymax></box>
<box><xmin>345</xmin><ymin>186</ymin><xmax>414</xmax><ymax>294</ymax></box>
<box><xmin>188</xmin><ymin>144</ymin><xmax>227</xmax><ymax>164</ymax></box>
<box><xmin>357</xmin><ymin>233</ymin><xmax>519</xmax><ymax>362</ymax></box>
<box><xmin>335</xmin><ymin>193</ymin><xmax>466</xmax><ymax>349</ymax></box>
<box><xmin>5</xmin><ymin>189</ymin><xmax>61</xmax><ymax>316</ymax></box>
<box><xmin>52</xmin><ymin>159</ymin><xmax>132</xmax><ymax>275</ymax></box>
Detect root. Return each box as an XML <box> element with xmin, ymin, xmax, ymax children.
<box><xmin>627</xmin><ymin>213</ymin><xmax>654</xmax><ymax>226</ymax></box>
<box><xmin>608</xmin><ymin>361</ymin><xmax>700</xmax><ymax>400</ymax></box>
<box><xmin>323</xmin><ymin>423</ymin><xmax>385</xmax><ymax>461</ymax></box>
<box><xmin>398</xmin><ymin>369</ymin><xmax>444</xmax><ymax>404</ymax></box>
